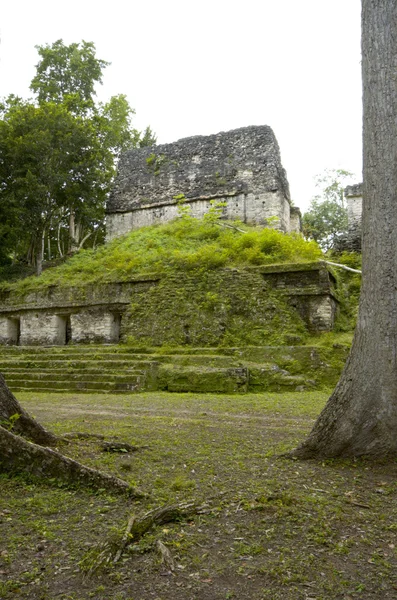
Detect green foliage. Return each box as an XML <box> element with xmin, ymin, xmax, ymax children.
<box><xmin>303</xmin><ymin>169</ymin><xmax>354</xmax><ymax>251</ymax></box>
<box><xmin>146</xmin><ymin>153</ymin><xmax>167</xmax><ymax>175</ymax></box>
<box><xmin>0</xmin><ymin>98</ymin><xmax>109</xmax><ymax>266</ymax></box>
<box><xmin>0</xmin><ymin>39</ymin><xmax>155</xmax><ymax>271</ymax></box>
<box><xmin>0</xmin><ymin>413</ymin><xmax>20</xmax><ymax>431</ymax></box>
<box><xmin>30</xmin><ymin>39</ymin><xmax>108</xmax><ymax>109</ymax></box>
<box><xmin>2</xmin><ymin>218</ymin><xmax>322</xmax><ymax>293</ymax></box>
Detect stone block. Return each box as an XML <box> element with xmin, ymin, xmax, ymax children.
<box><xmin>70</xmin><ymin>310</ymin><xmax>121</xmax><ymax>344</ymax></box>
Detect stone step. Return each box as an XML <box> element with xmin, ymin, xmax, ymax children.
<box><xmin>5</xmin><ymin>378</ymin><xmax>144</xmax><ymax>392</ymax></box>
<box><xmin>9</xmin><ymin>386</ymin><xmax>141</xmax><ymax>395</ymax></box>
<box><xmin>0</xmin><ymin>354</ymin><xmax>239</xmax><ymax>368</ymax></box>
<box><xmin>1</xmin><ymin>367</ymin><xmax>147</xmax><ymax>375</ymax></box>
<box><xmin>0</xmin><ymin>345</ymin><xmax>223</xmax><ymax>356</ymax></box>
<box><xmin>0</xmin><ymin>344</ymin><xmax>349</xmax><ymax>394</ymax></box>
<box><xmin>1</xmin><ymin>371</ymin><xmax>147</xmax><ymax>383</ymax></box>
<box><xmin>0</xmin><ymin>359</ymin><xmax>158</xmax><ymax>370</ymax></box>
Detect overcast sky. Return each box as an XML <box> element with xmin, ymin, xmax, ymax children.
<box><xmin>1</xmin><ymin>0</ymin><xmax>362</xmax><ymax>212</ymax></box>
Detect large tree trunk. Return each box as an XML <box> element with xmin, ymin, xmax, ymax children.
<box><xmin>0</xmin><ymin>373</ymin><xmax>58</xmax><ymax>446</ymax></box>
<box><xmin>292</xmin><ymin>0</ymin><xmax>397</xmax><ymax>458</ymax></box>
<box><xmin>0</xmin><ymin>426</ymin><xmax>143</xmax><ymax>497</ymax></box>
<box><xmin>0</xmin><ymin>375</ymin><xmax>144</xmax><ymax>495</ymax></box>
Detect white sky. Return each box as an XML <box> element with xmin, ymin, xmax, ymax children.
<box><xmin>1</xmin><ymin>0</ymin><xmax>362</xmax><ymax>212</ymax></box>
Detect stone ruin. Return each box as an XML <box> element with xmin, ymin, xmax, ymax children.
<box><xmin>106</xmin><ymin>125</ymin><xmax>301</xmax><ymax>240</ymax></box>
<box><xmin>0</xmin><ymin>263</ymin><xmax>338</xmax><ymax>346</ymax></box>
<box><xmin>0</xmin><ymin>125</ymin><xmax>343</xmax><ymax>348</ymax></box>
<box><xmin>335</xmin><ymin>183</ymin><xmax>363</xmax><ymax>251</ymax></box>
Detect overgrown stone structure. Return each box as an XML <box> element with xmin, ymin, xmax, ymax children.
<box><xmin>0</xmin><ymin>263</ymin><xmax>337</xmax><ymax>347</ymax></box>
<box><xmin>106</xmin><ymin>126</ymin><xmax>300</xmax><ymax>240</ymax></box>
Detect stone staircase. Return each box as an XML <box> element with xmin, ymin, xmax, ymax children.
<box><xmin>0</xmin><ymin>344</ymin><xmax>349</xmax><ymax>394</ymax></box>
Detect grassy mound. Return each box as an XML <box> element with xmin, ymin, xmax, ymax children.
<box><xmin>1</xmin><ymin>214</ymin><xmax>322</xmax><ymax>293</ymax></box>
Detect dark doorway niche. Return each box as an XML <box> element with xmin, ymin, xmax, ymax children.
<box><xmin>111</xmin><ymin>313</ymin><xmax>121</xmax><ymax>343</ymax></box>
<box><xmin>65</xmin><ymin>315</ymin><xmax>72</xmax><ymax>345</ymax></box>
<box><xmin>55</xmin><ymin>315</ymin><xmax>72</xmax><ymax>345</ymax></box>
<box><xmin>7</xmin><ymin>317</ymin><xmax>20</xmax><ymax>345</ymax></box>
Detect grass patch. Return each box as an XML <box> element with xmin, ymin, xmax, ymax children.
<box><xmin>1</xmin><ymin>390</ymin><xmax>396</xmax><ymax>599</ymax></box>
<box><xmin>1</xmin><ymin>217</ymin><xmax>322</xmax><ymax>294</ymax></box>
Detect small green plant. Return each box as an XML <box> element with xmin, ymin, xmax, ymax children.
<box><xmin>170</xmin><ymin>476</ymin><xmax>196</xmax><ymax>491</ymax></box>
<box><xmin>214</xmin><ymin>171</ymin><xmax>227</xmax><ymax>185</ymax></box>
<box><xmin>146</xmin><ymin>152</ymin><xmax>167</xmax><ymax>175</ymax></box>
<box><xmin>0</xmin><ymin>413</ymin><xmax>20</xmax><ymax>431</ymax></box>
<box><xmin>203</xmin><ymin>200</ymin><xmax>227</xmax><ymax>224</ymax></box>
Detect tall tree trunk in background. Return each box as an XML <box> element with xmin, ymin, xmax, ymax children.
<box><xmin>292</xmin><ymin>0</ymin><xmax>397</xmax><ymax>458</ymax></box>
<box><xmin>36</xmin><ymin>229</ymin><xmax>45</xmax><ymax>276</ymax></box>
<box><xmin>69</xmin><ymin>210</ymin><xmax>80</xmax><ymax>253</ymax></box>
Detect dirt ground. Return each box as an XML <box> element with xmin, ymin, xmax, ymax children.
<box><xmin>1</xmin><ymin>390</ymin><xmax>396</xmax><ymax>600</ymax></box>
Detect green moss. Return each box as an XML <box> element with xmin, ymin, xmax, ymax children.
<box><xmin>124</xmin><ymin>269</ymin><xmax>309</xmax><ymax>348</ymax></box>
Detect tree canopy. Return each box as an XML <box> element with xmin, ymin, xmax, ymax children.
<box><xmin>302</xmin><ymin>169</ymin><xmax>353</xmax><ymax>251</ymax></box>
<box><xmin>0</xmin><ymin>40</ymin><xmax>156</xmax><ymax>274</ymax></box>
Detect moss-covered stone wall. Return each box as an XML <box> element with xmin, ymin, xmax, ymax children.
<box><xmin>0</xmin><ymin>263</ymin><xmax>337</xmax><ymax>347</ymax></box>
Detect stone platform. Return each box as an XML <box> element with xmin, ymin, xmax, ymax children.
<box><xmin>0</xmin><ymin>262</ymin><xmax>338</xmax><ymax>347</ymax></box>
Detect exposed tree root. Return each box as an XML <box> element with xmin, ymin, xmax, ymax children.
<box><xmin>100</xmin><ymin>441</ymin><xmax>145</xmax><ymax>453</ymax></box>
<box><xmin>0</xmin><ymin>425</ymin><xmax>146</xmax><ymax>497</ymax></box>
<box><xmin>63</xmin><ymin>432</ymin><xmax>105</xmax><ymax>440</ymax></box>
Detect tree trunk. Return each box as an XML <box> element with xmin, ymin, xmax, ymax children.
<box><xmin>36</xmin><ymin>230</ymin><xmax>45</xmax><ymax>276</ymax></box>
<box><xmin>0</xmin><ymin>374</ymin><xmax>144</xmax><ymax>495</ymax></box>
<box><xmin>0</xmin><ymin>373</ymin><xmax>58</xmax><ymax>446</ymax></box>
<box><xmin>69</xmin><ymin>210</ymin><xmax>80</xmax><ymax>253</ymax></box>
<box><xmin>292</xmin><ymin>0</ymin><xmax>397</xmax><ymax>458</ymax></box>
<box><xmin>0</xmin><ymin>426</ymin><xmax>143</xmax><ymax>496</ymax></box>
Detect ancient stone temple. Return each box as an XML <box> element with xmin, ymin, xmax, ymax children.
<box><xmin>106</xmin><ymin>125</ymin><xmax>301</xmax><ymax>240</ymax></box>
<box><xmin>0</xmin><ymin>125</ymin><xmax>342</xmax><ymax>354</ymax></box>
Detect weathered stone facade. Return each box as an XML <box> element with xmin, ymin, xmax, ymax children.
<box><xmin>106</xmin><ymin>126</ymin><xmax>299</xmax><ymax>240</ymax></box>
<box><xmin>335</xmin><ymin>183</ymin><xmax>363</xmax><ymax>251</ymax></box>
<box><xmin>0</xmin><ymin>263</ymin><xmax>337</xmax><ymax>347</ymax></box>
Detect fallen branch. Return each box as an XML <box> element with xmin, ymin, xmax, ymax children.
<box><xmin>324</xmin><ymin>260</ymin><xmax>362</xmax><ymax>274</ymax></box>
<box><xmin>83</xmin><ymin>499</ymin><xmax>212</xmax><ymax>574</ymax></box>
<box><xmin>216</xmin><ymin>222</ymin><xmax>247</xmax><ymax>234</ymax></box>
<box><xmin>113</xmin><ymin>515</ymin><xmax>136</xmax><ymax>563</ymax></box>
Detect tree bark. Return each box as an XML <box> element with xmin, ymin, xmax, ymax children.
<box><xmin>0</xmin><ymin>373</ymin><xmax>58</xmax><ymax>446</ymax></box>
<box><xmin>292</xmin><ymin>0</ymin><xmax>397</xmax><ymax>458</ymax></box>
<box><xmin>0</xmin><ymin>374</ymin><xmax>145</xmax><ymax>495</ymax></box>
<box><xmin>36</xmin><ymin>229</ymin><xmax>45</xmax><ymax>276</ymax></box>
<box><xmin>0</xmin><ymin>426</ymin><xmax>143</xmax><ymax>496</ymax></box>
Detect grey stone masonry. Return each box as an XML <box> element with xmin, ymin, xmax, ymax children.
<box><xmin>0</xmin><ymin>263</ymin><xmax>338</xmax><ymax>346</ymax></box>
<box><xmin>106</xmin><ymin>126</ymin><xmax>296</xmax><ymax>239</ymax></box>
<box><xmin>335</xmin><ymin>183</ymin><xmax>362</xmax><ymax>251</ymax></box>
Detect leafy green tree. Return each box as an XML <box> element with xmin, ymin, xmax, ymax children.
<box><xmin>0</xmin><ymin>40</ymin><xmax>156</xmax><ymax>273</ymax></box>
<box><xmin>0</xmin><ymin>98</ymin><xmax>110</xmax><ymax>273</ymax></box>
<box><xmin>302</xmin><ymin>169</ymin><xmax>353</xmax><ymax>251</ymax></box>
<box><xmin>30</xmin><ymin>39</ymin><xmax>108</xmax><ymax>110</ymax></box>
